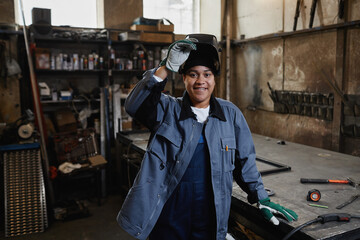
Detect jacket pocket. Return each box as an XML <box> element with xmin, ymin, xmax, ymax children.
<box><xmin>156</xmin><ymin>122</ymin><xmax>181</xmax><ymax>147</ymax></box>
<box><xmin>149</xmin><ymin>122</ymin><xmax>181</xmax><ymax>166</ymax></box>
<box><xmin>221</xmin><ymin>137</ymin><xmax>236</xmax><ymax>172</ymax></box>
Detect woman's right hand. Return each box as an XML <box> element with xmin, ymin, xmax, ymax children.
<box><xmin>160</xmin><ymin>39</ymin><xmax>196</xmax><ymax>72</ymax></box>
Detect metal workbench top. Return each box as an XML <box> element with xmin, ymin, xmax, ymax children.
<box><xmin>232</xmin><ymin>134</ymin><xmax>360</xmax><ymax>240</ymax></box>
<box><xmin>117</xmin><ymin>131</ymin><xmax>360</xmax><ymax>239</ymax></box>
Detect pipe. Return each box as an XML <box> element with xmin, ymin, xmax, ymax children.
<box><xmin>225</xmin><ymin>0</ymin><xmax>231</xmax><ymax>101</ymax></box>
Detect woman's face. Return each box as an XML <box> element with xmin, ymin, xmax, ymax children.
<box><xmin>183</xmin><ymin>65</ymin><xmax>215</xmax><ymax>108</ymax></box>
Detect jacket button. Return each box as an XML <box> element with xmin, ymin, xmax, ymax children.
<box><xmin>158</xmin><ymin>194</ymin><xmax>160</xmax><ymax>198</ymax></box>
<box><xmin>136</xmin><ymin>232</ymin><xmax>140</xmax><ymax>236</ymax></box>
<box><xmin>176</xmin><ymin>160</ymin><xmax>179</xmax><ymax>164</ymax></box>
<box><xmin>159</xmin><ymin>163</ymin><xmax>165</xmax><ymax>170</ymax></box>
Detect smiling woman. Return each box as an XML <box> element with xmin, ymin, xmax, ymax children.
<box><xmin>183</xmin><ymin>66</ymin><xmax>215</xmax><ymax>108</ymax></box>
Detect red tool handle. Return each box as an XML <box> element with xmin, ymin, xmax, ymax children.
<box><xmin>328</xmin><ymin>180</ymin><xmax>349</xmax><ymax>184</ymax></box>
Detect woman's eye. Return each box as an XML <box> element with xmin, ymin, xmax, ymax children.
<box><xmin>189</xmin><ymin>73</ymin><xmax>197</xmax><ymax>78</ymax></box>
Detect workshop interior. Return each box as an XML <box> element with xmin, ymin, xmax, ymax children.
<box><xmin>0</xmin><ymin>0</ymin><xmax>359</xmax><ymax>239</ymax></box>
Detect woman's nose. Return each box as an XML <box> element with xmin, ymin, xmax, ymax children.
<box><xmin>195</xmin><ymin>75</ymin><xmax>206</xmax><ymax>83</ymax></box>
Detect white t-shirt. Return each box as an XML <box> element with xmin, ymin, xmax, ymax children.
<box><xmin>191</xmin><ymin>106</ymin><xmax>210</xmax><ymax>123</ymax></box>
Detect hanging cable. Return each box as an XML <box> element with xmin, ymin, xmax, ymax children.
<box><xmin>282</xmin><ymin>213</ymin><xmax>359</xmax><ymax>240</ymax></box>
<box><xmin>282</xmin><ymin>217</ymin><xmax>322</xmax><ymax>240</ymax></box>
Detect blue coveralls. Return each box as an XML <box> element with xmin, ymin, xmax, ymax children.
<box><xmin>149</xmin><ymin>131</ymin><xmax>216</xmax><ymax>240</ymax></box>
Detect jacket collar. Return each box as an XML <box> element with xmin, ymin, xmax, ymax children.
<box><xmin>179</xmin><ymin>91</ymin><xmax>226</xmax><ymax>122</ymax></box>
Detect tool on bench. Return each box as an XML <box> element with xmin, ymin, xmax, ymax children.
<box><xmin>336</xmin><ymin>194</ymin><xmax>360</xmax><ymax>209</ymax></box>
<box><xmin>307</xmin><ymin>189</ymin><xmax>321</xmax><ymax>202</ymax></box>
<box><xmin>300</xmin><ymin>177</ymin><xmax>357</xmax><ymax>187</ymax></box>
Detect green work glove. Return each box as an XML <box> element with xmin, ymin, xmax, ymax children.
<box><xmin>258</xmin><ymin>198</ymin><xmax>298</xmax><ymax>225</ymax></box>
<box><xmin>160</xmin><ymin>39</ymin><xmax>196</xmax><ymax>72</ymax></box>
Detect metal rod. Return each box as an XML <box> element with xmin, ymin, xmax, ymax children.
<box><xmin>309</xmin><ymin>0</ymin><xmax>318</xmax><ymax>28</ymax></box>
<box><xmin>256</xmin><ymin>156</ymin><xmax>292</xmax><ymax>176</ymax></box>
<box><xmin>18</xmin><ymin>0</ymin><xmax>50</xmax><ymax>180</ymax></box>
<box><xmin>319</xmin><ymin>68</ymin><xmax>353</xmax><ymax>115</ymax></box>
<box><xmin>293</xmin><ymin>0</ymin><xmax>301</xmax><ymax>31</ymax></box>
<box><xmin>225</xmin><ymin>0</ymin><xmax>231</xmax><ymax>101</ymax></box>
<box><xmin>100</xmin><ymin>88</ymin><xmax>106</xmax><ymax>157</ymax></box>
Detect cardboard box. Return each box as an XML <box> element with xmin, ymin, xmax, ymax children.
<box><xmin>130</xmin><ymin>23</ymin><xmax>174</xmax><ymax>32</ymax></box>
<box><xmin>140</xmin><ymin>32</ymin><xmax>174</xmax><ymax>43</ymax></box>
<box><xmin>130</xmin><ymin>24</ymin><xmax>157</xmax><ymax>32</ymax></box>
<box><xmin>88</xmin><ymin>155</ymin><xmax>107</xmax><ymax>167</ymax></box>
<box><xmin>122</xmin><ymin>120</ymin><xmax>132</xmax><ymax>131</ymax></box>
<box><xmin>119</xmin><ymin>31</ymin><xmax>173</xmax><ymax>44</ymax></box>
<box><xmin>157</xmin><ymin>23</ymin><xmax>174</xmax><ymax>32</ymax></box>
<box><xmin>54</xmin><ymin>109</ymin><xmax>77</xmax><ymax>133</ymax></box>
<box><xmin>118</xmin><ymin>31</ymin><xmax>140</xmax><ymax>41</ymax></box>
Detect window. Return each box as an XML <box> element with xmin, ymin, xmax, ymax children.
<box><xmin>16</xmin><ymin>0</ymin><xmax>102</xmax><ymax>28</ymax></box>
<box><xmin>143</xmin><ymin>0</ymin><xmax>200</xmax><ymax>34</ymax></box>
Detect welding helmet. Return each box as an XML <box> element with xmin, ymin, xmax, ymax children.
<box><xmin>179</xmin><ymin>34</ymin><xmax>221</xmax><ymax>75</ymax></box>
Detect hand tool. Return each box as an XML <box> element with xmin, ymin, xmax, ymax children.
<box><xmin>307</xmin><ymin>189</ymin><xmax>321</xmax><ymax>202</ymax></box>
<box><xmin>300</xmin><ymin>178</ymin><xmax>357</xmax><ymax>187</ymax></box>
<box><xmin>336</xmin><ymin>194</ymin><xmax>360</xmax><ymax>209</ymax></box>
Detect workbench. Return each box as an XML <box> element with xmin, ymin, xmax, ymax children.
<box><xmin>116</xmin><ymin>131</ymin><xmax>360</xmax><ymax>240</ymax></box>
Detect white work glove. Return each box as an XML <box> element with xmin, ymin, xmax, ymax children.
<box><xmin>160</xmin><ymin>39</ymin><xmax>196</xmax><ymax>72</ymax></box>
<box><xmin>258</xmin><ymin>198</ymin><xmax>298</xmax><ymax>225</ymax></box>
<box><xmin>226</xmin><ymin>233</ymin><xmax>236</xmax><ymax>240</ymax></box>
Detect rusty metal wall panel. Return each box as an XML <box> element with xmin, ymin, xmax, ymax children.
<box><xmin>345</xmin><ymin>28</ymin><xmax>360</xmax><ymax>95</ymax></box>
<box><xmin>232</xmin><ymin>39</ymin><xmax>283</xmax><ymax>111</ymax></box>
<box><xmin>349</xmin><ymin>0</ymin><xmax>360</xmax><ymax>21</ymax></box>
<box><xmin>242</xmin><ymin>109</ymin><xmax>333</xmax><ymax>150</ymax></box>
<box><xmin>232</xmin><ymin>31</ymin><xmax>339</xmax><ymax>151</ymax></box>
<box><xmin>284</xmin><ymin>31</ymin><xmax>336</xmax><ymax>93</ymax></box>
<box><xmin>0</xmin><ymin>77</ymin><xmax>21</xmax><ymax>123</ymax></box>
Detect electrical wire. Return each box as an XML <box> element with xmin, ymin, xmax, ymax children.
<box><xmin>282</xmin><ymin>217</ymin><xmax>322</xmax><ymax>240</ymax></box>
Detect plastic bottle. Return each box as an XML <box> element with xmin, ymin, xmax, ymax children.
<box><xmin>88</xmin><ymin>54</ymin><xmax>94</xmax><ymax>70</ymax></box>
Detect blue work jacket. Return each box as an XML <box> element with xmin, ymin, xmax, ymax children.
<box><xmin>117</xmin><ymin>68</ymin><xmax>268</xmax><ymax>240</ymax></box>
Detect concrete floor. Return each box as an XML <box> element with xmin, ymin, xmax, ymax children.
<box><xmin>0</xmin><ymin>194</ymin><xmax>135</xmax><ymax>240</ymax></box>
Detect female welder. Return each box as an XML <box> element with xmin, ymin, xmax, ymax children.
<box><xmin>117</xmin><ymin>34</ymin><xmax>298</xmax><ymax>240</ymax></box>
